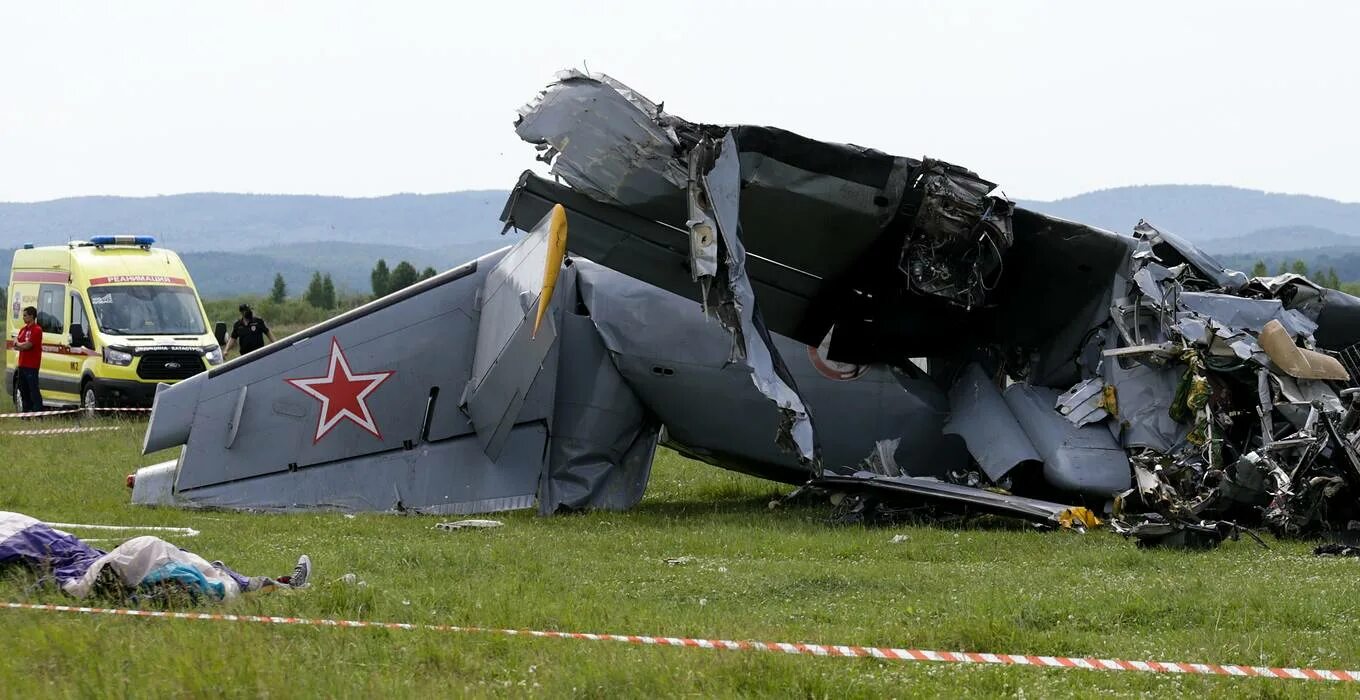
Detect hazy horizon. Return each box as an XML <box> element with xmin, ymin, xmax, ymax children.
<box><xmin>5</xmin><ymin>182</ymin><xmax>1360</xmax><ymax>207</ymax></box>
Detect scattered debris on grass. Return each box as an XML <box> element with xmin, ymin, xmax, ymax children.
<box><xmin>435</xmin><ymin>520</ymin><xmax>503</xmax><ymax>531</ymax></box>
<box><xmin>1314</xmin><ymin>543</ymin><xmax>1360</xmax><ymax>558</ymax></box>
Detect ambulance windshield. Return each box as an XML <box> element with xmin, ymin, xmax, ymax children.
<box><xmin>88</xmin><ymin>285</ymin><xmax>207</xmax><ymax>336</ymax></box>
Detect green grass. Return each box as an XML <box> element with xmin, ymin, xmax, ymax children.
<box><xmin>1</xmin><ymin>417</ymin><xmax>1358</xmax><ymax>697</ymax></box>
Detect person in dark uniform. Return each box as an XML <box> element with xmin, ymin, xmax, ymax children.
<box><xmin>224</xmin><ymin>304</ymin><xmax>275</xmax><ymax>357</ymax></box>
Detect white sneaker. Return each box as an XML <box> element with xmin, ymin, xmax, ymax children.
<box><xmin>289</xmin><ymin>555</ymin><xmax>311</xmax><ymax>588</ymax></box>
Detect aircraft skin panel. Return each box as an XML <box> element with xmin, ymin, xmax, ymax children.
<box><xmin>171</xmin><ymin>254</ymin><xmax>504</xmax><ymax>490</ymax></box>
<box><xmin>613</xmin><ymin>352</ymin><xmax>798</xmax><ymax>481</ymax></box>
<box><xmin>464</xmin><ymin>213</ymin><xmax>563</xmax><ymax>459</ymax></box>
<box><xmin>775</xmin><ymin>333</ymin><xmax>964</xmax><ymax>480</ymax></box>
<box><xmin>469</xmin><ymin>221</ymin><xmax>551</xmax><ymax>386</ymax></box>
<box><xmin>574</xmin><ymin>258</ymin><xmax>965</xmax><ymax>482</ymax></box>
<box><xmin>542</xmin><ymin>309</ymin><xmax>659</xmax><ymax>512</ymax></box>
<box><xmin>465</xmin><ymin>312</ymin><xmax>558</xmax><ymax>460</ymax></box>
<box><xmin>143</xmin><ymin>374</ymin><xmax>203</xmax><ymax>453</ymax></box>
<box><xmin>504</xmin><ymin>172</ymin><xmax>820</xmax><ymax>341</ymax></box>
<box><xmin>173</xmin><ymin>424</ymin><xmax>548</xmax><ymax>514</ymax></box>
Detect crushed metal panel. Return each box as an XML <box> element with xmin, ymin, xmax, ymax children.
<box><xmin>1004</xmin><ymin>383</ymin><xmax>1131</xmax><ymax>495</ymax></box>
<box><xmin>694</xmin><ymin>133</ymin><xmax>816</xmax><ymax>463</ymax></box>
<box><xmin>575</xmin><ymin>257</ymin><xmax>812</xmax><ymax>485</ymax></box>
<box><xmin>574</xmin><ymin>259</ymin><xmax>961</xmax><ymax>482</ymax></box>
<box><xmin>1102</xmin><ymin>355</ymin><xmax>1190</xmax><ymax>453</ymax></box>
<box><xmin>1134</xmin><ymin>220</ymin><xmax>1249</xmax><ymax>291</ymax></box>
<box><xmin>514</xmin><ymin>70</ymin><xmax>686</xmax><ymax>222</ymax></box>
<box><xmin>728</xmin><ymin>124</ymin><xmax>916</xmax><ymax>280</ymax></box>
<box><xmin>541</xmin><ymin>310</ymin><xmax>659</xmax><ymax>512</ymax></box>
<box><xmin>776</xmin><ymin>334</ymin><xmax>963</xmax><ymax>479</ymax></box>
<box><xmin>516</xmin><ymin>72</ymin><xmax>921</xmax><ymax>285</ymax></box>
<box><xmin>1312</xmin><ymin>288</ymin><xmax>1360</xmax><ymax>350</ymax></box>
<box><xmin>943</xmin><ymin>363</ymin><xmax>1041</xmax><ymax>482</ymax></box>
<box><xmin>1055</xmin><ymin>377</ymin><xmax>1109</xmax><ymax>427</ymax></box>
<box><xmin>1177</xmin><ymin>291</ymin><xmax>1318</xmax><ymax>338</ymax></box>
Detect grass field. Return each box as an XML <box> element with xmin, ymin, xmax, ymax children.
<box><xmin>1</xmin><ymin>416</ymin><xmax>1358</xmax><ymax>697</ymax></box>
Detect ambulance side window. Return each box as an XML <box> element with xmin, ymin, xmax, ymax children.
<box><xmin>70</xmin><ymin>292</ymin><xmax>89</xmax><ymax>338</ymax></box>
<box><xmin>37</xmin><ymin>284</ymin><xmax>64</xmax><ymax>334</ymax></box>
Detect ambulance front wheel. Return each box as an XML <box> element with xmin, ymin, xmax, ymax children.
<box><xmin>82</xmin><ymin>380</ymin><xmax>100</xmax><ymax>415</ymax></box>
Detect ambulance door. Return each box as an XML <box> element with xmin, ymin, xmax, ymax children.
<box><xmin>35</xmin><ymin>283</ymin><xmax>77</xmax><ymax>402</ymax></box>
<box><xmin>69</xmin><ymin>289</ymin><xmax>95</xmax><ymax>381</ymax></box>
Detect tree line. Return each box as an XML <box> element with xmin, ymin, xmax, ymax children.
<box><xmin>370</xmin><ymin>260</ymin><xmax>437</xmax><ymax>298</ymax></box>
<box><xmin>1249</xmin><ymin>259</ymin><xmax>1343</xmax><ymax>290</ymax></box>
<box><xmin>255</xmin><ymin>257</ymin><xmax>437</xmax><ymax>312</ymax></box>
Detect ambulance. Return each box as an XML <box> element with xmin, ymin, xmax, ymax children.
<box><xmin>5</xmin><ymin>236</ymin><xmax>223</xmax><ymax>410</ymax></box>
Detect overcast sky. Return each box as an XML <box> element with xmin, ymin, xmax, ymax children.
<box><xmin>2</xmin><ymin>1</ymin><xmax>1357</xmax><ymax>203</ymax></box>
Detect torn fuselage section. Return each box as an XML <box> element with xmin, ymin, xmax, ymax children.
<box><xmin>520</xmin><ymin>73</ymin><xmax>828</xmax><ymax>465</ymax></box>
<box><xmin>510</xmin><ymin>70</ymin><xmax>1126</xmax><ymax>526</ymax></box>
<box><xmin>514</xmin><ymin>71</ymin><xmax>1024</xmax><ymax>470</ymax></box>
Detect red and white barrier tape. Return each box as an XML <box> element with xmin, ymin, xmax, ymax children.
<box><xmin>0</xmin><ymin>407</ymin><xmax>151</xmax><ymax>419</ymax></box>
<box><xmin>3</xmin><ymin>602</ymin><xmax>1355</xmax><ymax>683</ymax></box>
<box><xmin>4</xmin><ymin>426</ymin><xmax>129</xmax><ymax>436</ymax></box>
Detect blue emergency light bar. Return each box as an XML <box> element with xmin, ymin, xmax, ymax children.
<box><xmin>89</xmin><ymin>235</ymin><xmax>156</xmax><ymax>247</ymax></box>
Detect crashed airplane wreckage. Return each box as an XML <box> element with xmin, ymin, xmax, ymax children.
<box><xmin>133</xmin><ymin>70</ymin><xmax>1360</xmax><ymax>546</ymax></box>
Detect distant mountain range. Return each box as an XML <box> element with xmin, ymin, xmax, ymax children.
<box><xmin>2</xmin><ymin>184</ymin><xmax>1357</xmax><ymax>299</ymax></box>
<box><xmin>1017</xmin><ymin>184</ymin><xmax>1360</xmax><ymax>243</ymax></box>
<box><xmin>0</xmin><ymin>191</ymin><xmax>512</xmax><ymax>252</ymax></box>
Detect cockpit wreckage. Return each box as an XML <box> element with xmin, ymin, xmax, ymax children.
<box><xmin>132</xmin><ymin>70</ymin><xmax>1360</xmax><ymax>549</ymax></box>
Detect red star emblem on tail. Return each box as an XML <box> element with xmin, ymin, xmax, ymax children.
<box><xmin>286</xmin><ymin>338</ymin><xmax>395</xmax><ymax>443</ymax></box>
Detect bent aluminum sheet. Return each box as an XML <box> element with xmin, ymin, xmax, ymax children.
<box><xmin>574</xmin><ymin>258</ymin><xmax>964</xmax><ymax>483</ymax></box>
<box><xmin>815</xmin><ymin>472</ymin><xmax>1088</xmax><ymax>528</ymax></box>
<box><xmin>943</xmin><ymin>363</ymin><xmax>1041</xmax><ymax>482</ymax></box>
<box><xmin>1177</xmin><ymin>291</ymin><xmax>1318</xmax><ymax>339</ymax></box>
<box><xmin>1004</xmin><ymin>384</ymin><xmax>1131</xmax><ymax>495</ymax></box>
<box><xmin>515</xmin><ymin>69</ymin><xmax>687</xmax><ymax>221</ymax></box>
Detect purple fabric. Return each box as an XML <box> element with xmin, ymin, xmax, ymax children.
<box><xmin>211</xmin><ymin>561</ymin><xmax>254</xmax><ymax>591</ymax></box>
<box><xmin>0</xmin><ymin>523</ymin><xmax>106</xmax><ymax>587</ymax></box>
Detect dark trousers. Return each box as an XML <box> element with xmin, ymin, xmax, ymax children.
<box><xmin>15</xmin><ymin>367</ymin><xmax>42</xmax><ymax>412</ymax></box>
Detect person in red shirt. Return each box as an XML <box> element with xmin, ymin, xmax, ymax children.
<box><xmin>14</xmin><ymin>305</ymin><xmax>43</xmax><ymax>412</ymax></box>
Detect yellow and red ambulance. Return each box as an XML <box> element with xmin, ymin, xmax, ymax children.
<box><xmin>6</xmin><ymin>236</ymin><xmax>222</xmax><ymax>410</ymax></box>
